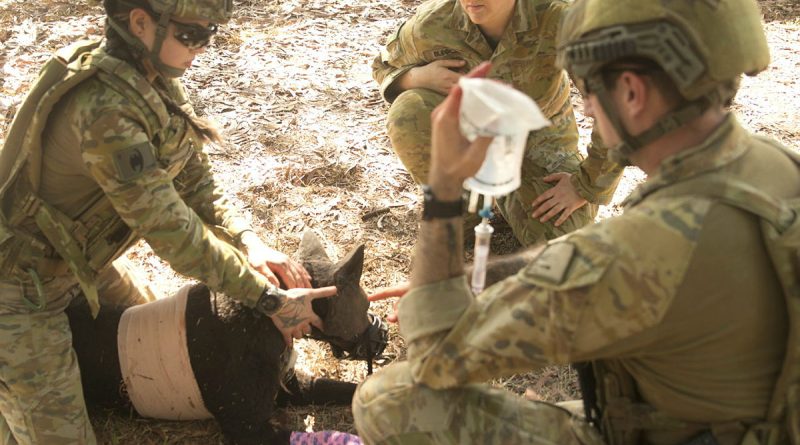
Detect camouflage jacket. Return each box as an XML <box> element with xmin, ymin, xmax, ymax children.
<box><xmin>1</xmin><ymin>43</ymin><xmax>268</xmax><ymax>308</ymax></box>
<box><xmin>372</xmin><ymin>0</ymin><xmax>622</xmax><ymax>204</ymax></box>
<box><xmin>397</xmin><ymin>115</ymin><xmax>796</xmax><ymax>445</ymax></box>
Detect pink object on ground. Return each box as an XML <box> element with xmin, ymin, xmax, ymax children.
<box><xmin>117</xmin><ymin>284</ymin><xmax>212</xmax><ymax>420</ymax></box>
<box><xmin>290</xmin><ymin>431</ymin><xmax>363</xmax><ymax>445</ymax></box>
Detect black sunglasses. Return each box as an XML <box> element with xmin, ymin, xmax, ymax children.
<box><xmin>171</xmin><ymin>20</ymin><xmax>219</xmax><ymax>50</ymax></box>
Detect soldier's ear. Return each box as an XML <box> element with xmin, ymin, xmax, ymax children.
<box><xmin>128</xmin><ymin>8</ymin><xmax>151</xmax><ymax>37</ymax></box>
<box><xmin>617</xmin><ymin>72</ymin><xmax>650</xmax><ymax>121</ymax></box>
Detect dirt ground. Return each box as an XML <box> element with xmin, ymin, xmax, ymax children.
<box><xmin>1</xmin><ymin>0</ymin><xmax>799</xmax><ymax>443</ymax></box>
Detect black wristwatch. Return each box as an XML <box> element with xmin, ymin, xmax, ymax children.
<box><xmin>256</xmin><ymin>285</ymin><xmax>288</xmax><ymax>316</ymax></box>
<box><xmin>421</xmin><ymin>184</ymin><xmax>464</xmax><ymax>220</ymax></box>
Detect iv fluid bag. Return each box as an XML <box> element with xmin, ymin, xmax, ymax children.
<box><xmin>459</xmin><ymin>78</ymin><xmax>551</xmax><ymax>197</ymax></box>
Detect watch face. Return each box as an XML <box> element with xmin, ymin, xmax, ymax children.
<box><xmin>259</xmin><ymin>292</ymin><xmax>281</xmax><ymax>313</ymax></box>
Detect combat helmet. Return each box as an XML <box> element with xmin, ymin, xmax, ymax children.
<box><xmin>557</xmin><ymin>0</ymin><xmax>770</xmax><ymax>164</ymax></box>
<box><xmin>106</xmin><ymin>0</ymin><xmax>233</xmax><ymax>77</ymax></box>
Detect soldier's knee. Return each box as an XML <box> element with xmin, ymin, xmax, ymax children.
<box><xmin>386</xmin><ymin>89</ymin><xmax>444</xmax><ymax>145</ymax></box>
<box><xmin>353</xmin><ymin>362</ymin><xmax>417</xmax><ymax>442</ymax></box>
<box><xmin>385</xmin><ymin>89</ymin><xmax>446</xmax><ymax>183</ymax></box>
<box><xmin>352</xmin><ymin>365</ymin><xmax>396</xmax><ymax>430</ymax></box>
<box><xmin>387</xmin><ymin>89</ymin><xmax>444</xmax><ymax>125</ymax></box>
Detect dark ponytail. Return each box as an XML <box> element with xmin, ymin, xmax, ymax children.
<box><xmin>102</xmin><ymin>0</ymin><xmax>222</xmax><ymax>143</ymax></box>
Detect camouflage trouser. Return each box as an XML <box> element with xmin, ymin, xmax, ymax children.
<box><xmin>352</xmin><ymin>362</ymin><xmax>605</xmax><ymax>444</ymax></box>
<box><xmin>0</xmin><ymin>258</ymin><xmax>158</xmax><ymax>445</ymax></box>
<box><xmin>387</xmin><ymin>88</ymin><xmax>597</xmax><ymax>246</ymax></box>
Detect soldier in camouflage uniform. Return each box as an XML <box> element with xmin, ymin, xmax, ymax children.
<box><xmin>355</xmin><ymin>0</ymin><xmax>797</xmax><ymax>444</ymax></box>
<box><xmin>0</xmin><ymin>0</ymin><xmax>335</xmax><ymax>443</ymax></box>
<box><xmin>373</xmin><ymin>0</ymin><xmax>623</xmax><ymax>245</ymax></box>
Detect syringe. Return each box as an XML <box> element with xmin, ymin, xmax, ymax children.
<box><xmin>470</xmin><ymin>196</ymin><xmax>495</xmax><ymax>295</ymax></box>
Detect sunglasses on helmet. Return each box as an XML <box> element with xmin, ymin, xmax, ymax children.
<box><xmin>171</xmin><ymin>20</ymin><xmax>219</xmax><ymax>50</ymax></box>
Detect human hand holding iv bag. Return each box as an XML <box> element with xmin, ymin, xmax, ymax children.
<box><xmin>457</xmin><ymin>78</ymin><xmax>551</xmax><ymax>294</ymax></box>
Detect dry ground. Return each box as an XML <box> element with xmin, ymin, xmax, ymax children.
<box><xmin>1</xmin><ymin>0</ymin><xmax>799</xmax><ymax>443</ymax></box>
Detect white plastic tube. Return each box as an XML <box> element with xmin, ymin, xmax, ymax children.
<box><xmin>471</xmin><ymin>219</ymin><xmax>494</xmax><ymax>294</ymax></box>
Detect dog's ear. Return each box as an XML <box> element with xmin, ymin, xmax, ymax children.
<box><xmin>298</xmin><ymin>230</ymin><xmax>331</xmax><ymax>264</ymax></box>
<box><xmin>333</xmin><ymin>244</ymin><xmax>365</xmax><ymax>289</ymax></box>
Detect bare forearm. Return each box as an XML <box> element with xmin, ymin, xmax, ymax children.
<box><xmin>410</xmin><ymin>216</ymin><xmax>465</xmax><ymax>288</ymax></box>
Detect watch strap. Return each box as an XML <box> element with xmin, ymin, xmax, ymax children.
<box><xmin>422</xmin><ymin>185</ymin><xmax>464</xmax><ymax>220</ymax></box>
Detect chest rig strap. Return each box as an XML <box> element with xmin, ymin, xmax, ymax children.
<box><xmin>25</xmin><ymin>195</ymin><xmax>100</xmax><ymax>317</ymax></box>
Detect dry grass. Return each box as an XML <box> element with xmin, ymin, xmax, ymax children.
<box><xmin>1</xmin><ymin>0</ymin><xmax>798</xmax><ymax>443</ymax></box>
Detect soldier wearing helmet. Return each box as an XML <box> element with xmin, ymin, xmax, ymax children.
<box><xmin>354</xmin><ymin>1</ymin><xmax>798</xmax><ymax>444</ymax></box>
<box><xmin>0</xmin><ymin>1</ymin><xmax>334</xmax><ymax>443</ymax></box>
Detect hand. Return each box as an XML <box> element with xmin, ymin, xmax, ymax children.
<box><xmin>241</xmin><ymin>232</ymin><xmax>312</xmax><ymax>289</ymax></box>
<box><xmin>428</xmin><ymin>62</ymin><xmax>494</xmax><ymax>200</ymax></box>
<box><xmin>367</xmin><ymin>282</ymin><xmax>410</xmax><ymax>323</ymax></box>
<box><xmin>401</xmin><ymin>59</ymin><xmax>466</xmax><ymax>95</ymax></box>
<box><xmin>271</xmin><ymin>286</ymin><xmax>336</xmax><ymax>347</ymax></box>
<box><xmin>530</xmin><ymin>172</ymin><xmax>588</xmax><ymax>227</ymax></box>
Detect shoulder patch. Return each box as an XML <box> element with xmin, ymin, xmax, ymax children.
<box><xmin>113</xmin><ymin>142</ymin><xmax>157</xmax><ymax>181</ymax></box>
<box><xmin>527</xmin><ymin>242</ymin><xmax>575</xmax><ymax>284</ymax></box>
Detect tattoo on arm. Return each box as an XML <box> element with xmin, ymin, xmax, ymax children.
<box><xmin>410</xmin><ymin>218</ymin><xmax>465</xmax><ymax>288</ymax></box>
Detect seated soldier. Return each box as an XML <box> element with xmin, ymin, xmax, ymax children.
<box><xmin>356</xmin><ymin>0</ymin><xmax>797</xmax><ymax>444</ymax></box>
<box><xmin>372</xmin><ymin>0</ymin><xmax>623</xmax><ymax>245</ymax></box>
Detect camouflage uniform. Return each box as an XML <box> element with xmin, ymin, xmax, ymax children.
<box><xmin>353</xmin><ymin>114</ymin><xmax>797</xmax><ymax>445</ymax></box>
<box><xmin>372</xmin><ymin>0</ymin><xmax>622</xmax><ymax>245</ymax></box>
<box><xmin>0</xmin><ymin>41</ymin><xmax>269</xmax><ymax>444</ymax></box>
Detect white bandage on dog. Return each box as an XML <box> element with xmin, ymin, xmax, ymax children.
<box><xmin>118</xmin><ymin>283</ymin><xmax>212</xmax><ymax>420</ymax></box>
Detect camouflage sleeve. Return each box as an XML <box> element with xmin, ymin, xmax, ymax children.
<box><xmin>570</xmin><ymin>129</ymin><xmax>624</xmax><ymax>204</ymax></box>
<box><xmin>397</xmin><ymin>200</ymin><xmax>703</xmax><ymax>389</ymax></box>
<box><xmin>173</xmin><ymin>145</ymin><xmax>254</xmax><ymax>247</ymax></box>
<box><xmin>81</xmin><ymin>109</ymin><xmax>269</xmax><ymax>307</ymax></box>
<box><xmin>372</xmin><ymin>19</ymin><xmax>422</xmax><ymax>103</ymax></box>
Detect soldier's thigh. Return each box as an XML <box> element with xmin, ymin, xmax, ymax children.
<box><xmin>386</xmin><ymin>88</ymin><xmax>445</xmax><ymax>183</ymax></box>
<box><xmin>96</xmin><ymin>257</ymin><xmax>160</xmax><ymax>307</ymax></box>
<box><xmin>353</xmin><ymin>362</ymin><xmax>603</xmax><ymax>445</ymax></box>
<box><xmin>0</xmin><ymin>312</ymin><xmax>95</xmax><ymax>445</ymax></box>
<box><xmin>499</xmin><ymin>189</ymin><xmax>597</xmax><ymax>247</ymax></box>
<box><xmin>499</xmin><ymin>156</ymin><xmax>597</xmax><ymax>246</ymax></box>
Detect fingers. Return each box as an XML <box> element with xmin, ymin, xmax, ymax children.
<box><xmin>368</xmin><ymin>283</ymin><xmax>410</xmax><ymax>301</ymax></box>
<box><xmin>299</xmin><ymin>266</ymin><xmax>312</xmax><ymax>288</ymax></box>
<box><xmin>288</xmin><ymin>261</ymin><xmax>311</xmax><ymax>289</ymax></box>
<box><xmin>554</xmin><ymin>205</ymin><xmax>576</xmax><ymax>227</ymax></box>
<box><xmin>387</xmin><ymin>313</ymin><xmax>398</xmax><ymax>324</ymax></box>
<box><xmin>539</xmin><ymin>202</ymin><xmax>564</xmax><ymax>223</ymax></box>
<box><xmin>435</xmin><ymin>59</ymin><xmax>466</xmax><ymax>69</ymax></box>
<box><xmin>257</xmin><ymin>265</ymin><xmax>281</xmax><ymax>287</ymax></box>
<box><xmin>307</xmin><ymin>285</ymin><xmax>337</xmax><ymax>300</ymax></box>
<box><xmin>531</xmin><ymin>191</ymin><xmax>555</xmax><ymax>218</ymax></box>
<box><xmin>282</xmin><ymin>332</ymin><xmax>293</xmax><ymax>348</ymax></box>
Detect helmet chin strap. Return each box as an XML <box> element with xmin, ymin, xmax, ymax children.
<box><xmin>149</xmin><ymin>7</ymin><xmax>187</xmax><ymax>78</ymax></box>
<box><xmin>106</xmin><ymin>8</ymin><xmax>187</xmax><ymax>79</ymax></box>
<box><xmin>586</xmin><ymin>74</ymin><xmax>714</xmax><ymax>166</ymax></box>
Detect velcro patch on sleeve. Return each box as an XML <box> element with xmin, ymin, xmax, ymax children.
<box><xmin>423</xmin><ymin>47</ymin><xmax>460</xmax><ymax>60</ymax></box>
<box><xmin>113</xmin><ymin>142</ymin><xmax>157</xmax><ymax>181</ymax></box>
<box><xmin>527</xmin><ymin>242</ymin><xmax>575</xmax><ymax>284</ymax></box>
